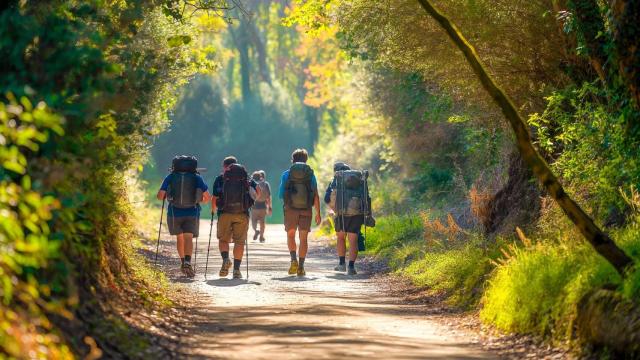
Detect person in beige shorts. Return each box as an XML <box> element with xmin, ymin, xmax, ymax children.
<box><xmin>250</xmin><ymin>171</ymin><xmax>272</xmax><ymax>242</ymax></box>
<box><xmin>278</xmin><ymin>149</ymin><xmax>321</xmax><ymax>276</ymax></box>
<box><xmin>210</xmin><ymin>156</ymin><xmax>259</xmax><ymax>279</ymax></box>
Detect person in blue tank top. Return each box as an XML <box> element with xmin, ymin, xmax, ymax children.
<box><xmin>157</xmin><ymin>164</ymin><xmax>210</xmax><ymax>277</ymax></box>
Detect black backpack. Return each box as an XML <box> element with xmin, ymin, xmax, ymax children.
<box><xmin>167</xmin><ymin>156</ymin><xmax>199</xmax><ymax>209</ymax></box>
<box><xmin>284</xmin><ymin>162</ymin><xmax>314</xmax><ymax>210</ymax></box>
<box><xmin>172</xmin><ymin>155</ymin><xmax>198</xmax><ymax>173</ymax></box>
<box><xmin>221</xmin><ymin>163</ymin><xmax>253</xmax><ymax>214</ymax></box>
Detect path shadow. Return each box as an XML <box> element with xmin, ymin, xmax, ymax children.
<box><xmin>206</xmin><ymin>279</ymin><xmax>262</xmax><ymax>287</ymax></box>
<box><xmin>272</xmin><ymin>275</ymin><xmax>319</xmax><ymax>282</ymax></box>
<box><xmin>325</xmin><ymin>273</ymin><xmax>370</xmax><ymax>280</ymax></box>
<box><xmin>173</xmin><ymin>277</ymin><xmax>197</xmax><ymax>284</ymax></box>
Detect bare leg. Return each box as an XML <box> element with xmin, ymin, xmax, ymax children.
<box><xmin>233</xmin><ymin>243</ymin><xmax>244</xmax><ymax>261</ymax></box>
<box><xmin>219</xmin><ymin>240</ymin><xmax>230</xmax><ymax>253</ymax></box>
<box><xmin>336</xmin><ymin>231</ymin><xmax>346</xmax><ymax>257</ymax></box>
<box><xmin>251</xmin><ymin>213</ymin><xmax>258</xmax><ymax>231</ymax></box>
<box><xmin>347</xmin><ymin>232</ymin><xmax>358</xmax><ymax>262</ymax></box>
<box><xmin>287</xmin><ymin>229</ymin><xmax>297</xmax><ymax>252</ymax></box>
<box><xmin>176</xmin><ymin>234</ymin><xmax>185</xmax><ymax>258</ymax></box>
<box><xmin>298</xmin><ymin>230</ymin><xmax>309</xmax><ymax>258</ymax></box>
<box><xmin>259</xmin><ymin>216</ymin><xmax>266</xmax><ymax>238</ymax></box>
<box><xmin>184</xmin><ymin>233</ymin><xmax>193</xmax><ymax>257</ymax></box>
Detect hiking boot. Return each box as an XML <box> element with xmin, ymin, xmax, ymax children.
<box><xmin>297</xmin><ymin>266</ymin><xmax>306</xmax><ymax>277</ymax></box>
<box><xmin>183</xmin><ymin>263</ymin><xmax>195</xmax><ymax>278</ymax></box>
<box><xmin>334</xmin><ymin>263</ymin><xmax>346</xmax><ymax>272</ymax></box>
<box><xmin>232</xmin><ymin>269</ymin><xmax>243</xmax><ymax>279</ymax></box>
<box><xmin>253</xmin><ymin>230</ymin><xmax>260</xmax><ymax>240</ymax></box>
<box><xmin>288</xmin><ymin>260</ymin><xmax>299</xmax><ymax>275</ymax></box>
<box><xmin>219</xmin><ymin>259</ymin><xmax>232</xmax><ymax>277</ymax></box>
<box><xmin>347</xmin><ymin>266</ymin><xmax>357</xmax><ymax>276</ymax></box>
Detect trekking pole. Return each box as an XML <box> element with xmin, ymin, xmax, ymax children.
<box><xmin>194</xmin><ymin>207</ymin><xmax>200</xmax><ymax>274</ymax></box>
<box><xmin>246</xmin><ymin>229</ymin><xmax>249</xmax><ymax>279</ymax></box>
<box><xmin>204</xmin><ymin>213</ymin><xmax>214</xmax><ymax>279</ymax></box>
<box><xmin>154</xmin><ymin>198</ymin><xmax>165</xmax><ymax>266</ymax></box>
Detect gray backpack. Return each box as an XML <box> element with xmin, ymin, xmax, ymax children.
<box><xmin>284</xmin><ymin>163</ymin><xmax>314</xmax><ymax>210</ymax></box>
<box><xmin>334</xmin><ymin>170</ymin><xmax>369</xmax><ymax>216</ymax></box>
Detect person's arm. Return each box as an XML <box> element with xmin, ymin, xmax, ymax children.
<box><xmin>157</xmin><ymin>175</ymin><xmax>170</xmax><ymax>200</ymax></box>
<box><xmin>278</xmin><ymin>171</ymin><xmax>287</xmax><ymax>200</ymax></box>
<box><xmin>266</xmin><ymin>183</ymin><xmax>273</xmax><ymax>213</ymax></box>
<box><xmin>210</xmin><ymin>176</ymin><xmax>220</xmax><ymax>214</ymax></box>
<box><xmin>201</xmin><ymin>191</ymin><xmax>211</xmax><ymax>203</ymax></box>
<box><xmin>323</xmin><ymin>179</ymin><xmax>334</xmax><ymax>204</ymax></box>
<box><xmin>197</xmin><ymin>176</ymin><xmax>211</xmax><ymax>203</ymax></box>
<box><xmin>314</xmin><ymin>191</ymin><xmax>321</xmax><ymax>225</ymax></box>
<box><xmin>250</xmin><ymin>180</ymin><xmax>260</xmax><ymax>200</ymax></box>
<box><xmin>312</xmin><ymin>175</ymin><xmax>321</xmax><ymax>225</ymax></box>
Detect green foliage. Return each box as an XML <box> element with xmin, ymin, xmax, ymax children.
<box><xmin>404</xmin><ymin>241</ymin><xmax>490</xmax><ymax>307</ymax></box>
<box><xmin>364</xmin><ymin>214</ymin><xmax>495</xmax><ymax>307</ymax></box>
<box><xmin>0</xmin><ymin>0</ymin><xmax>215</xmax><ymax>355</ymax></box>
<box><xmin>529</xmin><ymin>82</ymin><xmax>640</xmax><ymax>220</ymax></box>
<box><xmin>481</xmin><ymin>219</ymin><xmax>640</xmax><ymax>339</ymax></box>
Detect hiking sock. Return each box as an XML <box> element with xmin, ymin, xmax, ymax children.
<box><xmin>290</xmin><ymin>251</ymin><xmax>297</xmax><ymax>261</ymax></box>
<box><xmin>180</xmin><ymin>257</ymin><xmax>185</xmax><ymax>266</ymax></box>
<box><xmin>299</xmin><ymin>257</ymin><xmax>305</xmax><ymax>267</ymax></box>
<box><xmin>233</xmin><ymin>259</ymin><xmax>242</xmax><ymax>270</ymax></box>
<box><xmin>339</xmin><ymin>256</ymin><xmax>346</xmax><ymax>265</ymax></box>
<box><xmin>348</xmin><ymin>260</ymin><xmax>355</xmax><ymax>268</ymax></box>
<box><xmin>184</xmin><ymin>255</ymin><xmax>191</xmax><ymax>264</ymax></box>
<box><xmin>221</xmin><ymin>251</ymin><xmax>229</xmax><ymax>260</ymax></box>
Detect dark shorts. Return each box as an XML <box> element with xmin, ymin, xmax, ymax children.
<box><xmin>284</xmin><ymin>207</ymin><xmax>312</xmax><ymax>232</ymax></box>
<box><xmin>334</xmin><ymin>215</ymin><xmax>364</xmax><ymax>234</ymax></box>
<box><xmin>167</xmin><ymin>216</ymin><xmax>199</xmax><ymax>237</ymax></box>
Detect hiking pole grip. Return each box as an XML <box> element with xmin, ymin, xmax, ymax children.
<box><xmin>155</xmin><ymin>198</ymin><xmax>165</xmax><ymax>266</ymax></box>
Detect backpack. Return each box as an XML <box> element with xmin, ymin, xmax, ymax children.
<box><xmin>167</xmin><ymin>155</ymin><xmax>200</xmax><ymax>209</ymax></box>
<box><xmin>284</xmin><ymin>162</ymin><xmax>314</xmax><ymax>210</ymax></box>
<box><xmin>221</xmin><ymin>163</ymin><xmax>253</xmax><ymax>214</ymax></box>
<box><xmin>172</xmin><ymin>155</ymin><xmax>198</xmax><ymax>173</ymax></box>
<box><xmin>334</xmin><ymin>170</ymin><xmax>370</xmax><ymax>216</ymax></box>
<box><xmin>255</xmin><ymin>181</ymin><xmax>270</xmax><ymax>202</ymax></box>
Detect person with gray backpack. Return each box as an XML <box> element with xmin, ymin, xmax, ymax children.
<box><xmin>324</xmin><ymin>161</ymin><xmax>374</xmax><ymax>275</ymax></box>
<box><xmin>278</xmin><ymin>148</ymin><xmax>322</xmax><ymax>277</ymax></box>
<box><xmin>251</xmin><ymin>170</ymin><xmax>272</xmax><ymax>242</ymax></box>
<box><xmin>156</xmin><ymin>155</ymin><xmax>211</xmax><ymax>278</ymax></box>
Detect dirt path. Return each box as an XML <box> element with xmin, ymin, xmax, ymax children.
<box><xmin>156</xmin><ymin>222</ymin><xmax>497</xmax><ymax>359</ymax></box>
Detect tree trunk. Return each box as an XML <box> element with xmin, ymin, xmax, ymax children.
<box><xmin>416</xmin><ymin>0</ymin><xmax>634</xmax><ymax>276</ymax></box>
<box><xmin>567</xmin><ymin>0</ymin><xmax>612</xmax><ymax>87</ymax></box>
<box><xmin>247</xmin><ymin>19</ymin><xmax>272</xmax><ymax>86</ymax></box>
<box><xmin>609</xmin><ymin>0</ymin><xmax>640</xmax><ymax>111</ymax></box>
<box><xmin>229</xmin><ymin>24</ymin><xmax>252</xmax><ymax>101</ymax></box>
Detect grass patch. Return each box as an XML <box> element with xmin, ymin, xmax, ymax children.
<box><xmin>365</xmin><ymin>214</ymin><xmax>493</xmax><ymax>307</ymax></box>
<box><xmin>480</xmin><ymin>215</ymin><xmax>640</xmax><ymax>341</ymax></box>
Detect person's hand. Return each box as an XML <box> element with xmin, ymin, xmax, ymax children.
<box><xmin>267</xmin><ymin>206</ymin><xmax>273</xmax><ymax>215</ymax></box>
<box><xmin>315</xmin><ymin>212</ymin><xmax>322</xmax><ymax>226</ymax></box>
<box><xmin>327</xmin><ymin>208</ymin><xmax>335</xmax><ymax>217</ymax></box>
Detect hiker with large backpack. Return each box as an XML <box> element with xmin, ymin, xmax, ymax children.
<box><xmin>325</xmin><ymin>161</ymin><xmax>373</xmax><ymax>275</ymax></box>
<box><xmin>156</xmin><ymin>155</ymin><xmax>211</xmax><ymax>278</ymax></box>
<box><xmin>251</xmin><ymin>170</ymin><xmax>272</xmax><ymax>243</ymax></box>
<box><xmin>210</xmin><ymin>156</ymin><xmax>259</xmax><ymax>279</ymax></box>
<box><xmin>278</xmin><ymin>148</ymin><xmax>322</xmax><ymax>277</ymax></box>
